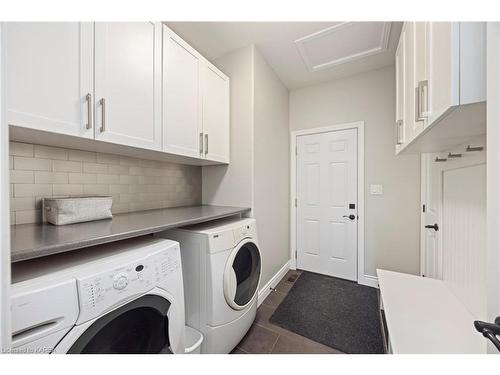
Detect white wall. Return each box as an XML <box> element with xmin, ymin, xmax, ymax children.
<box><xmin>203</xmin><ymin>45</ymin><xmax>291</xmax><ymax>288</ymax></box>
<box><xmin>253</xmin><ymin>48</ymin><xmax>290</xmax><ymax>288</ymax></box>
<box><xmin>290</xmin><ymin>66</ymin><xmax>421</xmax><ymax>277</ymax></box>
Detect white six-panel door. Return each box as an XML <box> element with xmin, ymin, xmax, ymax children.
<box><xmin>297</xmin><ymin>128</ymin><xmax>358</xmax><ymax>281</ymax></box>
<box><xmin>94</xmin><ymin>22</ymin><xmax>162</xmax><ymax>150</ymax></box>
<box><xmin>162</xmin><ymin>26</ymin><xmax>202</xmax><ymax>159</ymax></box>
<box><xmin>4</xmin><ymin>22</ymin><xmax>94</xmax><ymax>138</ymax></box>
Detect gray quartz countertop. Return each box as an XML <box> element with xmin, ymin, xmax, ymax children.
<box><xmin>10</xmin><ymin>205</ymin><xmax>250</xmax><ymax>263</ymax></box>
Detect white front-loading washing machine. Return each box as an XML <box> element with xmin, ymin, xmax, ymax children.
<box><xmin>161</xmin><ymin>218</ymin><xmax>262</xmax><ymax>353</ymax></box>
<box><xmin>10</xmin><ymin>237</ymin><xmax>186</xmax><ymax>354</ymax></box>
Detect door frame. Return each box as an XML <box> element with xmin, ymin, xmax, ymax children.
<box><xmin>419</xmin><ymin>153</ymin><xmax>443</xmax><ymax>279</ymax></box>
<box><xmin>290</xmin><ymin>121</ymin><xmax>367</xmax><ymax>286</ymax></box>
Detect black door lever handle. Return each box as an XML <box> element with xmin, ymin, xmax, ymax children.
<box><xmin>474</xmin><ymin>317</ymin><xmax>500</xmax><ymax>352</ymax></box>
<box><xmin>342</xmin><ymin>214</ymin><xmax>356</xmax><ymax>220</ymax></box>
<box><xmin>425</xmin><ymin>223</ymin><xmax>439</xmax><ymax>231</ymax></box>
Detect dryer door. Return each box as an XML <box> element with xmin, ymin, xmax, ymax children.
<box><xmin>223</xmin><ymin>239</ymin><xmax>262</xmax><ymax>310</ymax></box>
<box><xmin>66</xmin><ymin>294</ymin><xmax>171</xmax><ymax>354</ymax></box>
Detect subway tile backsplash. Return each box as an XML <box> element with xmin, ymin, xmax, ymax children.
<box><xmin>9</xmin><ymin>142</ymin><xmax>202</xmax><ymax>225</ymax></box>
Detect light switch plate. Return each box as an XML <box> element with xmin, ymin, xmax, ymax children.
<box><xmin>370</xmin><ymin>184</ymin><xmax>383</xmax><ymax>195</ymax></box>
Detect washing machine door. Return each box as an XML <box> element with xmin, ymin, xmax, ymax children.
<box><xmin>223</xmin><ymin>238</ymin><xmax>262</xmax><ymax>310</ymax></box>
<box><xmin>66</xmin><ymin>294</ymin><xmax>171</xmax><ymax>354</ymax></box>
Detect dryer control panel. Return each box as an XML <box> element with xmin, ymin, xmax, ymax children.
<box><xmin>76</xmin><ymin>244</ymin><xmax>181</xmax><ymax>324</ymax></box>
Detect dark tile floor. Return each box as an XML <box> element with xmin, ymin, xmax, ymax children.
<box><xmin>231</xmin><ymin>269</ymin><xmax>343</xmax><ymax>354</ymax></box>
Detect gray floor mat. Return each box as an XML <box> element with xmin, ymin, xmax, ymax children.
<box><xmin>269</xmin><ymin>271</ymin><xmax>385</xmax><ymax>354</ymax></box>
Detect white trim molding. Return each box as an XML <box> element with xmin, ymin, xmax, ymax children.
<box><xmin>0</xmin><ymin>22</ymin><xmax>12</xmax><ymax>350</ymax></box>
<box><xmin>290</xmin><ymin>122</ymin><xmax>368</xmax><ymax>286</ymax></box>
<box><xmin>359</xmin><ymin>274</ymin><xmax>379</xmax><ymax>288</ymax></box>
<box><xmin>257</xmin><ymin>261</ymin><xmax>290</xmax><ymax>306</ymax></box>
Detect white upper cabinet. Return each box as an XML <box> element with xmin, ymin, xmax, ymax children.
<box><xmin>395</xmin><ymin>28</ymin><xmax>405</xmax><ymax>153</ymax></box>
<box><xmin>4</xmin><ymin>22</ymin><xmax>94</xmax><ymax>138</ymax></box>
<box><xmin>427</xmin><ymin>22</ymin><xmax>456</xmax><ymax>126</ymax></box>
<box><xmin>162</xmin><ymin>26</ymin><xmax>202</xmax><ymax>159</ymax></box>
<box><xmin>94</xmin><ymin>22</ymin><xmax>162</xmax><ymax>151</ymax></box>
<box><xmin>201</xmin><ymin>63</ymin><xmax>230</xmax><ymax>164</ymax></box>
<box><xmin>427</xmin><ymin>22</ymin><xmax>486</xmax><ymax>123</ymax></box>
<box><xmin>395</xmin><ymin>22</ymin><xmax>486</xmax><ymax>155</ymax></box>
<box><xmin>403</xmin><ymin>23</ymin><xmax>416</xmax><ymax>143</ymax></box>
<box><xmin>5</xmin><ymin>22</ymin><xmax>230</xmax><ymax>165</ymax></box>
<box><xmin>162</xmin><ymin>26</ymin><xmax>230</xmax><ymax>164</ymax></box>
<box><xmin>413</xmin><ymin>22</ymin><xmax>428</xmax><ymax>129</ymax></box>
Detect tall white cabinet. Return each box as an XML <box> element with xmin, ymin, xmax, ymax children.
<box><xmin>94</xmin><ymin>22</ymin><xmax>162</xmax><ymax>150</ymax></box>
<box><xmin>4</xmin><ymin>22</ymin><xmax>94</xmax><ymax>139</ymax></box>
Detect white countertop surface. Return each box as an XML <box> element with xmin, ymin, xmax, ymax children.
<box><xmin>377</xmin><ymin>269</ymin><xmax>486</xmax><ymax>354</ymax></box>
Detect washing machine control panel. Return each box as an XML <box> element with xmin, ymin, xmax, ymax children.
<box><xmin>112</xmin><ymin>273</ymin><xmax>129</xmax><ymax>290</ymax></box>
<box><xmin>233</xmin><ymin>221</ymin><xmax>257</xmax><ymax>243</ymax></box>
<box><xmin>75</xmin><ymin>244</ymin><xmax>181</xmax><ymax>324</ymax></box>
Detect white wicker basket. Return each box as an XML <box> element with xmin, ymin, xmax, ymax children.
<box><xmin>43</xmin><ymin>196</ymin><xmax>113</xmax><ymax>225</ymax></box>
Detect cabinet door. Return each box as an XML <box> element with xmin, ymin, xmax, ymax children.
<box><xmin>94</xmin><ymin>22</ymin><xmax>162</xmax><ymax>150</ymax></box>
<box><xmin>413</xmin><ymin>22</ymin><xmax>428</xmax><ymax>130</ymax></box>
<box><xmin>395</xmin><ymin>32</ymin><xmax>405</xmax><ymax>151</ymax></box>
<box><xmin>403</xmin><ymin>23</ymin><xmax>416</xmax><ymax>143</ymax></box>
<box><xmin>4</xmin><ymin>22</ymin><xmax>94</xmax><ymax>138</ymax></box>
<box><xmin>162</xmin><ymin>26</ymin><xmax>202</xmax><ymax>159</ymax></box>
<box><xmin>427</xmin><ymin>22</ymin><xmax>459</xmax><ymax>126</ymax></box>
<box><xmin>202</xmin><ymin>63</ymin><xmax>230</xmax><ymax>163</ymax></box>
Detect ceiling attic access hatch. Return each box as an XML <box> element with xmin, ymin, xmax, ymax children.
<box><xmin>295</xmin><ymin>22</ymin><xmax>391</xmax><ymax>72</ymax></box>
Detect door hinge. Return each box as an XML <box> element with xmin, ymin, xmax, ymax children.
<box><xmin>422</xmin><ymin>204</ymin><xmax>426</xmax><ymax>213</ymax></box>
<box><xmin>294</xmin><ymin>198</ymin><xmax>298</xmax><ymax>207</ymax></box>
<box><xmin>295</xmin><ymin>146</ymin><xmax>298</xmax><ymax>156</ymax></box>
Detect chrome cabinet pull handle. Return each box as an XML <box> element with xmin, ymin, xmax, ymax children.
<box><xmin>199</xmin><ymin>132</ymin><xmax>204</xmax><ymax>154</ymax></box>
<box><xmin>422</xmin><ymin>80</ymin><xmax>428</xmax><ymax>118</ymax></box>
<box><xmin>100</xmin><ymin>98</ymin><xmax>106</xmax><ymax>133</ymax></box>
<box><xmin>396</xmin><ymin>120</ymin><xmax>403</xmax><ymax>144</ymax></box>
<box><xmin>86</xmin><ymin>93</ymin><xmax>93</xmax><ymax>130</ymax></box>
<box><xmin>416</xmin><ymin>80</ymin><xmax>428</xmax><ymax>121</ymax></box>
<box><xmin>415</xmin><ymin>86</ymin><xmax>421</xmax><ymax>123</ymax></box>
<box><xmin>205</xmin><ymin>134</ymin><xmax>208</xmax><ymax>155</ymax></box>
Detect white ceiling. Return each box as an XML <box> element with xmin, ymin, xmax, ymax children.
<box><xmin>165</xmin><ymin>22</ymin><xmax>402</xmax><ymax>90</ymax></box>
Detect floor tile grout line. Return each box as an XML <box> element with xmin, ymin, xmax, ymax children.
<box><xmin>269</xmin><ymin>333</ymin><xmax>281</xmax><ymax>354</ymax></box>
<box><xmin>233</xmin><ymin>269</ymin><xmax>308</xmax><ymax>355</ymax></box>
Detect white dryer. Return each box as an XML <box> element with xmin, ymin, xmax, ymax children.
<box><xmin>161</xmin><ymin>218</ymin><xmax>262</xmax><ymax>353</ymax></box>
<box><xmin>10</xmin><ymin>237</ymin><xmax>185</xmax><ymax>354</ymax></box>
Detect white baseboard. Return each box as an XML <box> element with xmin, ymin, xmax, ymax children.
<box><xmin>257</xmin><ymin>261</ymin><xmax>291</xmax><ymax>306</ymax></box>
<box><xmin>358</xmin><ymin>274</ymin><xmax>379</xmax><ymax>288</ymax></box>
